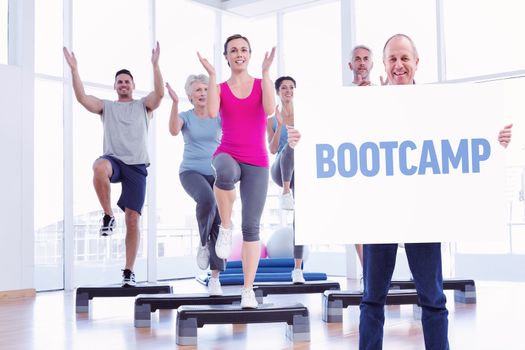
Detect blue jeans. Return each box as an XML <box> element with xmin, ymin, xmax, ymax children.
<box><xmin>359</xmin><ymin>243</ymin><xmax>449</xmax><ymax>350</ymax></box>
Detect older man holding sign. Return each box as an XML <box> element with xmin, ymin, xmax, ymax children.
<box><xmin>292</xmin><ymin>33</ymin><xmax>512</xmax><ymax>349</ymax></box>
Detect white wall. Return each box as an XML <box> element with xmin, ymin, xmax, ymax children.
<box><xmin>0</xmin><ymin>64</ymin><xmax>33</xmax><ymax>291</ymax></box>
<box><xmin>0</xmin><ymin>0</ymin><xmax>34</xmax><ymax>292</ymax></box>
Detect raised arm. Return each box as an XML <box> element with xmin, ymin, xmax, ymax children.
<box><xmin>63</xmin><ymin>47</ymin><xmax>104</xmax><ymax>115</ymax></box>
<box><xmin>261</xmin><ymin>47</ymin><xmax>276</xmax><ymax>116</ymax></box>
<box><xmin>144</xmin><ymin>42</ymin><xmax>165</xmax><ymax>112</ymax></box>
<box><xmin>267</xmin><ymin>106</ymin><xmax>283</xmax><ymax>154</ymax></box>
<box><xmin>166</xmin><ymin>82</ymin><xmax>184</xmax><ymax>136</ymax></box>
<box><xmin>197</xmin><ymin>52</ymin><xmax>220</xmax><ymax>117</ymax></box>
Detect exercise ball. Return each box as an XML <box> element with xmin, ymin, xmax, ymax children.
<box><xmin>266</xmin><ymin>226</ymin><xmax>294</xmax><ymax>258</ymax></box>
<box><xmin>229</xmin><ymin>233</ymin><xmax>243</xmax><ymax>261</ymax></box>
<box><xmin>260</xmin><ymin>241</ymin><xmax>268</xmax><ymax>258</ymax></box>
<box><xmin>229</xmin><ymin>233</ymin><xmax>268</xmax><ymax>260</ymax></box>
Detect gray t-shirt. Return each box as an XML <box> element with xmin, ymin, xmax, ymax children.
<box><xmin>102</xmin><ymin>98</ymin><xmax>150</xmax><ymax>165</ymax></box>
<box><xmin>179</xmin><ymin>109</ymin><xmax>221</xmax><ymax>175</ymax></box>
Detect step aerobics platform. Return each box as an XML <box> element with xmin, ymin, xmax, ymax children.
<box><xmin>176</xmin><ymin>303</ymin><xmax>310</xmax><ymax>345</ymax></box>
<box><xmin>75</xmin><ymin>284</ymin><xmax>172</xmax><ymax>313</ymax></box>
<box><xmin>391</xmin><ymin>278</ymin><xmax>476</xmax><ymax>303</ymax></box>
<box><xmin>322</xmin><ymin>289</ymin><xmax>420</xmax><ymax>323</ymax></box>
<box><xmin>134</xmin><ymin>292</ymin><xmax>251</xmax><ymax>328</ymax></box>
<box><xmin>253</xmin><ymin>280</ymin><xmax>340</xmax><ymax>298</ymax></box>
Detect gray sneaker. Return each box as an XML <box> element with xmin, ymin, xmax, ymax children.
<box><xmin>215</xmin><ymin>225</ymin><xmax>233</xmax><ymax>259</ymax></box>
<box><xmin>208</xmin><ymin>277</ymin><xmax>223</xmax><ymax>296</ymax></box>
<box><xmin>240</xmin><ymin>288</ymin><xmax>258</xmax><ymax>309</ymax></box>
<box><xmin>291</xmin><ymin>269</ymin><xmax>305</xmax><ymax>284</ymax></box>
<box><xmin>197</xmin><ymin>243</ymin><xmax>210</xmax><ymax>270</ymax></box>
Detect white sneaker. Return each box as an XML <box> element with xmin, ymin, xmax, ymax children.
<box><xmin>291</xmin><ymin>269</ymin><xmax>305</xmax><ymax>284</ymax></box>
<box><xmin>240</xmin><ymin>288</ymin><xmax>258</xmax><ymax>309</ymax></box>
<box><xmin>215</xmin><ymin>225</ymin><xmax>233</xmax><ymax>259</ymax></box>
<box><xmin>196</xmin><ymin>243</ymin><xmax>210</xmax><ymax>270</ymax></box>
<box><xmin>208</xmin><ymin>277</ymin><xmax>223</xmax><ymax>296</ymax></box>
<box><xmin>279</xmin><ymin>192</ymin><xmax>294</xmax><ymax>211</ymax></box>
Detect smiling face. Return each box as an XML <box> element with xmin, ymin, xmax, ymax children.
<box><xmin>189</xmin><ymin>81</ymin><xmax>208</xmax><ymax>108</ymax></box>
<box><xmin>383</xmin><ymin>35</ymin><xmax>419</xmax><ymax>85</ymax></box>
<box><xmin>114</xmin><ymin>73</ymin><xmax>135</xmax><ymax>99</ymax></box>
<box><xmin>277</xmin><ymin>79</ymin><xmax>295</xmax><ymax>104</ymax></box>
<box><xmin>224</xmin><ymin>37</ymin><xmax>251</xmax><ymax>70</ymax></box>
<box><xmin>349</xmin><ymin>47</ymin><xmax>373</xmax><ymax>80</ymax></box>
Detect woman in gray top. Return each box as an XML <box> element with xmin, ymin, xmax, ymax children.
<box><xmin>166</xmin><ymin>74</ymin><xmax>224</xmax><ymax>296</ymax></box>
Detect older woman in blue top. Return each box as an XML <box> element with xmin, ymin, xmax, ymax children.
<box><xmin>166</xmin><ymin>74</ymin><xmax>224</xmax><ymax>296</ymax></box>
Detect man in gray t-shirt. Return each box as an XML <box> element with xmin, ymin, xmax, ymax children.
<box><xmin>63</xmin><ymin>43</ymin><xmax>164</xmax><ymax>287</ymax></box>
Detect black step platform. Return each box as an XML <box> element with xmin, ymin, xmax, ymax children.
<box><xmin>75</xmin><ymin>284</ymin><xmax>172</xmax><ymax>313</ymax></box>
<box><xmin>253</xmin><ymin>280</ymin><xmax>340</xmax><ymax>298</ymax></box>
<box><xmin>322</xmin><ymin>289</ymin><xmax>420</xmax><ymax>323</ymax></box>
<box><xmin>391</xmin><ymin>278</ymin><xmax>476</xmax><ymax>303</ymax></box>
<box><xmin>176</xmin><ymin>303</ymin><xmax>310</xmax><ymax>345</ymax></box>
<box><xmin>134</xmin><ymin>292</ymin><xmax>248</xmax><ymax>328</ymax></box>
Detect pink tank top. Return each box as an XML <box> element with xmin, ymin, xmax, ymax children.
<box><xmin>214</xmin><ymin>78</ymin><xmax>269</xmax><ymax>167</ymax></box>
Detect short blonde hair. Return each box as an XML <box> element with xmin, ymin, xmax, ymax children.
<box><xmin>184</xmin><ymin>74</ymin><xmax>209</xmax><ymax>99</ymax></box>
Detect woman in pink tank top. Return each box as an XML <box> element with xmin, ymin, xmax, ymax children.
<box><xmin>198</xmin><ymin>34</ymin><xmax>276</xmax><ymax>308</ymax></box>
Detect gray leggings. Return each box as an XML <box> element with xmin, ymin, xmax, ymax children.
<box><xmin>179</xmin><ymin>171</ymin><xmax>225</xmax><ymax>272</ymax></box>
<box><xmin>271</xmin><ymin>145</ymin><xmax>294</xmax><ymax>187</ymax></box>
<box><xmin>212</xmin><ymin>153</ymin><xmax>269</xmax><ymax>242</ymax></box>
<box><xmin>271</xmin><ymin>146</ymin><xmax>303</xmax><ymax>260</ymax></box>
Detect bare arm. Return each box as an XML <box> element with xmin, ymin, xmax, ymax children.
<box><xmin>63</xmin><ymin>47</ymin><xmax>103</xmax><ymax>115</ymax></box>
<box><xmin>197</xmin><ymin>52</ymin><xmax>220</xmax><ymax>117</ymax></box>
<box><xmin>166</xmin><ymin>82</ymin><xmax>184</xmax><ymax>136</ymax></box>
<box><xmin>287</xmin><ymin>125</ymin><xmax>301</xmax><ymax>149</ymax></box>
<box><xmin>261</xmin><ymin>47</ymin><xmax>276</xmax><ymax>116</ymax></box>
<box><xmin>144</xmin><ymin>42</ymin><xmax>165</xmax><ymax>112</ymax></box>
<box><xmin>267</xmin><ymin>106</ymin><xmax>283</xmax><ymax>154</ymax></box>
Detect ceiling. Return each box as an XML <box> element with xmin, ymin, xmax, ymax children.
<box><xmin>191</xmin><ymin>0</ymin><xmax>327</xmax><ymax>18</ymax></box>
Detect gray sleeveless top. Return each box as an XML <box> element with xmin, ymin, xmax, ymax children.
<box><xmin>101</xmin><ymin>98</ymin><xmax>150</xmax><ymax>165</ymax></box>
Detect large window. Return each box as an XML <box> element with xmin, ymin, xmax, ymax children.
<box><xmin>69</xmin><ymin>0</ymin><xmax>152</xmax><ymax>286</ymax></box>
<box><xmin>154</xmin><ymin>0</ymin><xmax>217</xmax><ymax>279</ymax></box>
<box><xmin>456</xmin><ymin>77</ymin><xmax>525</xmax><ymax>255</ymax></box>
<box><xmin>221</xmin><ymin>12</ymin><xmax>277</xmax><ymax>80</ymax></box>
<box><xmin>34</xmin><ymin>1</ymin><xmax>63</xmax><ymax>291</ymax></box>
<box><xmin>283</xmin><ymin>2</ymin><xmax>342</xmax><ymax>88</ymax></box>
<box><xmin>34</xmin><ymin>78</ymin><xmax>64</xmax><ymax>291</ymax></box>
<box><xmin>0</xmin><ymin>0</ymin><xmax>7</xmax><ymax>64</ymax></box>
<box><xmin>32</xmin><ymin>0</ymin><xmax>525</xmax><ymax>290</ymax></box>
<box><xmin>354</xmin><ymin>0</ymin><xmax>438</xmax><ymax>84</ymax></box>
<box><xmin>35</xmin><ymin>0</ymin><xmax>62</xmax><ymax>76</ymax></box>
<box><xmin>444</xmin><ymin>0</ymin><xmax>525</xmax><ymax>79</ymax></box>
<box><xmin>72</xmin><ymin>0</ymin><xmax>150</xmax><ymax>90</ymax></box>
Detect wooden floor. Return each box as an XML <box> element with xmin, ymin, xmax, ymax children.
<box><xmin>0</xmin><ymin>277</ymin><xmax>523</xmax><ymax>350</ymax></box>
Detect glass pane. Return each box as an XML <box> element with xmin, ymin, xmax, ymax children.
<box><xmin>283</xmin><ymin>2</ymin><xmax>342</xmax><ymax>88</ymax></box>
<box><xmin>155</xmin><ymin>0</ymin><xmax>218</xmax><ymax>279</ymax></box>
<box><xmin>444</xmin><ymin>0</ymin><xmax>525</xmax><ymax>79</ymax></box>
<box><xmin>156</xmin><ymin>0</ymin><xmax>215</xmax><ymax>95</ymax></box>
<box><xmin>34</xmin><ymin>78</ymin><xmax>64</xmax><ymax>291</ymax></box>
<box><xmin>72</xmin><ymin>86</ymin><xmax>147</xmax><ymax>286</ymax></box>
<box><xmin>35</xmin><ymin>0</ymin><xmax>62</xmax><ymax>75</ymax></box>
<box><xmin>354</xmin><ymin>0</ymin><xmax>438</xmax><ymax>84</ymax></box>
<box><xmin>72</xmin><ymin>0</ymin><xmax>150</xmax><ymax>90</ymax></box>
<box><xmin>457</xmin><ymin>77</ymin><xmax>525</xmax><ymax>254</ymax></box>
<box><xmin>0</xmin><ymin>0</ymin><xmax>7</xmax><ymax>64</ymax></box>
